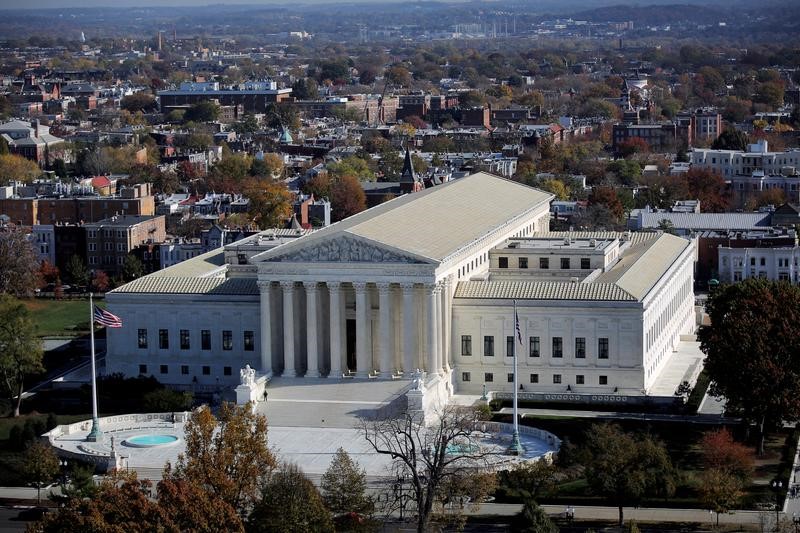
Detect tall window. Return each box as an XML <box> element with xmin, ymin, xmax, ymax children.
<box><xmin>222</xmin><ymin>330</ymin><xmax>233</xmax><ymax>351</ymax></box>
<box><xmin>576</xmin><ymin>375</ymin><xmax>585</xmax><ymax>384</ymax></box>
<box><xmin>137</xmin><ymin>329</ymin><xmax>148</xmax><ymax>349</ymax></box>
<box><xmin>506</xmin><ymin>336</ymin><xmax>514</xmax><ymax>357</ymax></box>
<box><xmin>530</xmin><ymin>336</ymin><xmax>540</xmax><ymax>357</ymax></box>
<box><xmin>201</xmin><ymin>330</ymin><xmax>211</xmax><ymax>350</ymax></box>
<box><xmin>518</xmin><ymin>257</ymin><xmax>528</xmax><ymax>269</ymax></box>
<box><xmin>575</xmin><ymin>337</ymin><xmax>586</xmax><ymax>358</ymax></box>
<box><xmin>599</xmin><ymin>338</ymin><xmax>609</xmax><ymax>359</ymax></box>
<box><xmin>530</xmin><ymin>373</ymin><xmax>539</xmax><ymax>383</ymax></box>
<box><xmin>498</xmin><ymin>257</ymin><xmax>508</xmax><ymax>269</ymax></box>
<box><xmin>462</xmin><ymin>372</ymin><xmax>471</xmax><ymax>382</ymax></box>
<box><xmin>561</xmin><ymin>258</ymin><xmax>570</xmax><ymax>269</ymax></box>
<box><xmin>244</xmin><ymin>331</ymin><xmax>254</xmax><ymax>351</ymax></box>
<box><xmin>461</xmin><ymin>335</ymin><xmax>472</xmax><ymax>356</ymax></box>
<box><xmin>553</xmin><ymin>374</ymin><xmax>562</xmax><ymax>384</ymax></box>
<box><xmin>484</xmin><ymin>336</ymin><xmax>494</xmax><ymax>357</ymax></box>
<box><xmin>484</xmin><ymin>373</ymin><xmax>494</xmax><ymax>383</ymax></box>
<box><xmin>180</xmin><ymin>329</ymin><xmax>190</xmax><ymax>350</ymax></box>
<box><xmin>581</xmin><ymin>258</ymin><xmax>590</xmax><ymax>269</ymax></box>
<box><xmin>539</xmin><ymin>257</ymin><xmax>549</xmax><ymax>269</ymax></box>
<box><xmin>158</xmin><ymin>329</ymin><xmax>169</xmax><ymax>350</ymax></box>
<box><xmin>552</xmin><ymin>337</ymin><xmax>563</xmax><ymax>358</ymax></box>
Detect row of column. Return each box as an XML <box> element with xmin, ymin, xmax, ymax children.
<box><xmin>258</xmin><ymin>279</ymin><xmax>452</xmax><ymax>379</ymax></box>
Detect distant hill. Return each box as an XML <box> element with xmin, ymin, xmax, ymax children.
<box><xmin>569</xmin><ymin>3</ymin><xmax>730</xmax><ymax>25</ymax></box>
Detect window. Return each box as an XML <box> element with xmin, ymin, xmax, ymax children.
<box><xmin>88</xmin><ymin>243</ymin><xmax>96</xmax><ymax>252</ymax></box>
<box><xmin>180</xmin><ymin>329</ymin><xmax>190</xmax><ymax>350</ymax></box>
<box><xmin>575</xmin><ymin>337</ymin><xmax>586</xmax><ymax>358</ymax></box>
<box><xmin>484</xmin><ymin>336</ymin><xmax>494</xmax><ymax>356</ymax></box>
<box><xmin>530</xmin><ymin>373</ymin><xmax>539</xmax><ymax>383</ymax></box>
<box><xmin>581</xmin><ymin>258</ymin><xmax>590</xmax><ymax>269</ymax></box>
<box><xmin>506</xmin><ymin>336</ymin><xmax>514</xmax><ymax>357</ymax></box>
<box><xmin>160</xmin><ymin>364</ymin><xmax>168</xmax><ymax>374</ymax></box>
<box><xmin>760</xmin><ymin>257</ymin><xmax>766</xmax><ymax>266</ymax></box>
<box><xmin>507</xmin><ymin>373</ymin><xmax>514</xmax><ymax>383</ymax></box>
<box><xmin>530</xmin><ymin>336</ymin><xmax>540</xmax><ymax>357</ymax></box>
<box><xmin>181</xmin><ymin>365</ymin><xmax>189</xmax><ymax>375</ymax></box>
<box><xmin>222</xmin><ymin>330</ymin><xmax>233</xmax><ymax>351</ymax></box>
<box><xmin>498</xmin><ymin>257</ymin><xmax>508</xmax><ymax>269</ymax></box>
<box><xmin>224</xmin><ymin>366</ymin><xmax>232</xmax><ymax>376</ymax></box>
<box><xmin>561</xmin><ymin>258</ymin><xmax>570</xmax><ymax>269</ymax></box>
<box><xmin>552</xmin><ymin>337</ymin><xmax>563</xmax><ymax>358</ymax></box>
<box><xmin>201</xmin><ymin>330</ymin><xmax>211</xmax><ymax>350</ymax></box>
<box><xmin>599</xmin><ymin>375</ymin><xmax>608</xmax><ymax>385</ymax></box>
<box><xmin>484</xmin><ymin>372</ymin><xmax>494</xmax><ymax>383</ymax></box>
<box><xmin>750</xmin><ymin>257</ymin><xmax>756</xmax><ymax>266</ymax></box>
<box><xmin>202</xmin><ymin>366</ymin><xmax>211</xmax><ymax>375</ymax></box>
<box><xmin>553</xmin><ymin>374</ymin><xmax>562</xmax><ymax>384</ymax></box>
<box><xmin>540</xmin><ymin>257</ymin><xmax>549</xmax><ymax>269</ymax></box>
<box><xmin>576</xmin><ymin>375</ymin><xmax>585</xmax><ymax>384</ymax></box>
<box><xmin>137</xmin><ymin>329</ymin><xmax>148</xmax><ymax>349</ymax></box>
<box><xmin>139</xmin><ymin>364</ymin><xmax>147</xmax><ymax>375</ymax></box>
<box><xmin>158</xmin><ymin>329</ymin><xmax>169</xmax><ymax>349</ymax></box>
<box><xmin>461</xmin><ymin>335</ymin><xmax>472</xmax><ymax>356</ymax></box>
<box><xmin>462</xmin><ymin>372</ymin><xmax>471</xmax><ymax>382</ymax></box>
<box><xmin>599</xmin><ymin>338</ymin><xmax>609</xmax><ymax>359</ymax></box>
<box><xmin>244</xmin><ymin>331</ymin><xmax>254</xmax><ymax>351</ymax></box>
<box><xmin>518</xmin><ymin>257</ymin><xmax>528</xmax><ymax>269</ymax></box>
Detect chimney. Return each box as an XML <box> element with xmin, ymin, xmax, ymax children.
<box><xmin>31</xmin><ymin>119</ymin><xmax>39</xmax><ymax>138</ymax></box>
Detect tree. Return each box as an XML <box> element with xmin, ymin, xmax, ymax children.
<box><xmin>157</xmin><ymin>473</ymin><xmax>243</xmax><ymax>532</ymax></box>
<box><xmin>0</xmin><ymin>153</ymin><xmax>41</xmax><ymax>184</ymax></box>
<box><xmin>65</xmin><ymin>254</ymin><xmax>89</xmax><ymax>287</ymax></box>
<box><xmin>121</xmin><ymin>92</ymin><xmax>157</xmax><ymax>113</ymax></box>
<box><xmin>302</xmin><ymin>172</ymin><xmax>332</xmax><ymax>201</ymax></box>
<box><xmin>0</xmin><ymin>294</ymin><xmax>44</xmax><ymax>416</ymax></box>
<box><xmin>142</xmin><ymin>388</ymin><xmax>193</xmax><ymax>412</ymax></box>
<box><xmin>321</xmin><ymin>448</ymin><xmax>373</xmax><ymax>518</ymax></box>
<box><xmin>122</xmin><ymin>254</ymin><xmax>144</xmax><ymax>282</ymax></box>
<box><xmin>499</xmin><ymin>459</ymin><xmax>558</xmax><ymax>501</ymax></box>
<box><xmin>362</xmin><ymin>405</ymin><xmax>495</xmax><ymax>533</ymax></box>
<box><xmin>699</xmin><ymin>468</ymin><xmax>744</xmax><ymax>527</ymax></box>
<box><xmin>511</xmin><ymin>497</ymin><xmax>558</xmax><ymax>533</ymax></box>
<box><xmin>248</xmin><ymin>462</ymin><xmax>334</xmax><ymax>533</ymax></box>
<box><xmin>231</xmin><ymin>114</ymin><xmax>260</xmax><ymax>136</ymax></box>
<box><xmin>617</xmin><ymin>138</ymin><xmax>650</xmax><ymax>158</ymax></box>
<box><xmin>23</xmin><ymin>441</ymin><xmax>59</xmax><ymax>503</ymax></box>
<box><xmin>712</xmin><ymin>129</ymin><xmax>749</xmax><ymax>151</ymax></box>
<box><xmin>588</xmin><ymin>186</ymin><xmax>624</xmax><ymax>222</ymax></box>
<box><xmin>184</xmin><ymin>101</ymin><xmax>220</xmax><ymax>123</ymax></box>
<box><xmin>38</xmin><ymin>260</ymin><xmax>60</xmax><ymax>288</ymax></box>
<box><xmin>538</xmin><ymin>178</ymin><xmax>570</xmax><ymax>200</ymax></box>
<box><xmin>330</xmin><ymin>175</ymin><xmax>366</xmax><ymax>222</ymax></box>
<box><xmin>250</xmin><ymin>153</ymin><xmax>284</xmax><ymax>179</ymax></box>
<box><xmin>699</xmin><ymin>279</ymin><xmax>800</xmax><ymax>455</ymax></box>
<box><xmin>328</xmin><ymin>156</ymin><xmax>375</xmax><ymax>182</ymax></box>
<box><xmin>580</xmin><ymin>423</ymin><xmax>675</xmax><ymax>526</ymax></box>
<box><xmin>685</xmin><ymin>168</ymin><xmax>730</xmax><ymax>212</ymax></box>
<box><xmin>171</xmin><ymin>403</ymin><xmax>276</xmax><ymax>516</ymax></box>
<box><xmin>385</xmin><ymin>65</ymin><xmax>412</xmax><ymax>87</ymax></box>
<box><xmin>244</xmin><ymin>180</ymin><xmax>294</xmax><ymax>229</ymax></box>
<box><xmin>91</xmin><ymin>270</ymin><xmax>110</xmax><ymax>293</ymax></box>
<box><xmin>697</xmin><ymin>428</ymin><xmax>753</xmax><ymax>524</ymax></box>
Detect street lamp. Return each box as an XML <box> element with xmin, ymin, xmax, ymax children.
<box><xmin>792</xmin><ymin>513</ymin><xmax>800</xmax><ymax>533</ymax></box>
<box><xmin>771</xmin><ymin>479</ymin><xmax>783</xmax><ymax>530</ymax></box>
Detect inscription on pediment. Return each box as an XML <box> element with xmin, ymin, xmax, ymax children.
<box><xmin>267</xmin><ymin>235</ymin><xmax>424</xmax><ymax>264</ymax></box>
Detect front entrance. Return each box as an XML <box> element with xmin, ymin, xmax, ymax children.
<box><xmin>346</xmin><ymin>319</ymin><xmax>356</xmax><ymax>372</ymax></box>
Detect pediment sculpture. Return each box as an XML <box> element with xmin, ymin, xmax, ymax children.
<box><xmin>268</xmin><ymin>235</ymin><xmax>423</xmax><ymax>264</ymax></box>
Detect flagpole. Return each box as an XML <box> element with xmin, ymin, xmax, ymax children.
<box><xmin>509</xmin><ymin>299</ymin><xmax>524</xmax><ymax>456</ymax></box>
<box><xmin>86</xmin><ymin>292</ymin><xmax>102</xmax><ymax>442</ymax></box>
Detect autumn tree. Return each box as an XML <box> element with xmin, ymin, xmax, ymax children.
<box><xmin>23</xmin><ymin>441</ymin><xmax>59</xmax><ymax>503</ymax></box>
<box><xmin>616</xmin><ymin>137</ymin><xmax>650</xmax><ymax>158</ymax></box>
<box><xmin>0</xmin><ymin>294</ymin><xmax>44</xmax><ymax>416</ymax></box>
<box><xmin>121</xmin><ymin>92</ymin><xmax>157</xmax><ymax>113</ymax></box>
<box><xmin>685</xmin><ymin>168</ymin><xmax>730</xmax><ymax>212</ymax></box>
<box><xmin>538</xmin><ymin>178</ymin><xmax>570</xmax><ymax>200</ymax></box>
<box><xmin>362</xmin><ymin>405</ymin><xmax>495</xmax><ymax>533</ymax></box>
<box><xmin>247</xmin><ymin>462</ymin><xmax>334</xmax><ymax>533</ymax></box>
<box><xmin>588</xmin><ymin>185</ymin><xmax>624</xmax><ymax>222</ymax></box>
<box><xmin>170</xmin><ymin>403</ymin><xmax>276</xmax><ymax>516</ymax></box>
<box><xmin>321</xmin><ymin>448</ymin><xmax>373</xmax><ymax>518</ymax></box>
<box><xmin>91</xmin><ymin>270</ymin><xmax>110</xmax><ymax>293</ymax></box>
<box><xmin>580</xmin><ymin>423</ymin><xmax>675</xmax><ymax>526</ymax></box>
<box><xmin>0</xmin><ymin>153</ymin><xmax>41</xmax><ymax>184</ymax></box>
<box><xmin>698</xmin><ymin>428</ymin><xmax>754</xmax><ymax>525</ymax></box>
<box><xmin>38</xmin><ymin>260</ymin><xmax>60</xmax><ymax>289</ymax></box>
<box><xmin>331</xmin><ymin>174</ymin><xmax>366</xmax><ymax>222</ymax></box>
<box><xmin>302</xmin><ymin>172</ymin><xmax>332</xmax><ymax>200</ymax></box>
<box><xmin>243</xmin><ymin>179</ymin><xmax>294</xmax><ymax>229</ymax></box>
<box><xmin>157</xmin><ymin>473</ymin><xmax>243</xmax><ymax>532</ymax></box>
<box><xmin>699</xmin><ymin>279</ymin><xmax>800</xmax><ymax>454</ymax></box>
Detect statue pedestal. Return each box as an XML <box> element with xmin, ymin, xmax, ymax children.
<box><xmin>405</xmin><ymin>370</ymin><xmax>453</xmax><ymax>426</ymax></box>
<box><xmin>235</xmin><ymin>371</ymin><xmax>272</xmax><ymax>410</ymax></box>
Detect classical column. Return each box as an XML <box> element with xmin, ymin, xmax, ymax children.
<box><xmin>426</xmin><ymin>284</ymin><xmax>439</xmax><ymax>375</ymax></box>
<box><xmin>433</xmin><ymin>282</ymin><xmax>442</xmax><ymax>374</ymax></box>
<box><xmin>304</xmin><ymin>282</ymin><xmax>319</xmax><ymax>377</ymax></box>
<box><xmin>258</xmin><ymin>281</ymin><xmax>272</xmax><ymax>374</ymax></box>
<box><xmin>354</xmin><ymin>282</ymin><xmax>370</xmax><ymax>378</ymax></box>
<box><xmin>328</xmin><ymin>282</ymin><xmax>342</xmax><ymax>378</ymax></box>
<box><xmin>281</xmin><ymin>281</ymin><xmax>296</xmax><ymax>377</ymax></box>
<box><xmin>377</xmin><ymin>282</ymin><xmax>393</xmax><ymax>377</ymax></box>
<box><xmin>440</xmin><ymin>278</ymin><xmax>450</xmax><ymax>374</ymax></box>
<box><xmin>401</xmin><ymin>282</ymin><xmax>416</xmax><ymax>375</ymax></box>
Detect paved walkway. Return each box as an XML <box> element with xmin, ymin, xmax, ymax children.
<box><xmin>497</xmin><ymin>407</ymin><xmax>737</xmax><ymax>424</ymax></box>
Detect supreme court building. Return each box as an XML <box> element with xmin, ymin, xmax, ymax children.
<box><xmin>106</xmin><ymin>172</ymin><xmax>698</xmax><ymax>401</ymax></box>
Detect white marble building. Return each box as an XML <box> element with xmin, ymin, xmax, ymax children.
<box><xmin>106</xmin><ymin>172</ymin><xmax>697</xmax><ymax>402</ymax></box>
<box><xmin>718</xmin><ymin>246</ymin><xmax>800</xmax><ymax>283</ymax></box>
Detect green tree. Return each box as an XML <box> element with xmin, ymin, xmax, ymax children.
<box><xmin>511</xmin><ymin>497</ymin><xmax>558</xmax><ymax>533</ymax></box>
<box><xmin>0</xmin><ymin>227</ymin><xmax>40</xmax><ymax>296</ymax></box>
<box><xmin>142</xmin><ymin>388</ymin><xmax>193</xmax><ymax>412</ymax></box>
<box><xmin>59</xmin><ymin>462</ymin><xmax>98</xmax><ymax>501</ymax></box>
<box><xmin>712</xmin><ymin>129</ymin><xmax>749</xmax><ymax>151</ymax></box>
<box><xmin>580</xmin><ymin>423</ymin><xmax>675</xmax><ymax>526</ymax></box>
<box><xmin>699</xmin><ymin>279</ymin><xmax>800</xmax><ymax>455</ymax></box>
<box><xmin>65</xmin><ymin>254</ymin><xmax>89</xmax><ymax>287</ymax></box>
<box><xmin>321</xmin><ymin>448</ymin><xmax>373</xmax><ymax>518</ymax></box>
<box><xmin>248</xmin><ymin>462</ymin><xmax>334</xmax><ymax>533</ymax></box>
<box><xmin>231</xmin><ymin>114</ymin><xmax>260</xmax><ymax>135</ymax></box>
<box><xmin>121</xmin><ymin>92</ymin><xmax>157</xmax><ymax>113</ymax></box>
<box><xmin>122</xmin><ymin>255</ymin><xmax>144</xmax><ymax>282</ymax></box>
<box><xmin>23</xmin><ymin>441</ymin><xmax>59</xmax><ymax>503</ymax></box>
<box><xmin>328</xmin><ymin>156</ymin><xmax>375</xmax><ymax>182</ymax></box>
<box><xmin>184</xmin><ymin>101</ymin><xmax>220</xmax><ymax>123</ymax></box>
<box><xmin>0</xmin><ymin>294</ymin><xmax>44</xmax><ymax>417</ymax></box>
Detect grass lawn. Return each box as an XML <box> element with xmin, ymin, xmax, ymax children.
<box><xmin>23</xmin><ymin>299</ymin><xmax>106</xmax><ymax>337</ymax></box>
<box><xmin>511</xmin><ymin>415</ymin><xmax>796</xmax><ymax>511</ymax></box>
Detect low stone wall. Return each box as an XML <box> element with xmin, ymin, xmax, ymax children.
<box><xmin>44</xmin><ymin>412</ymin><xmax>189</xmax><ymax>440</ymax></box>
<box><xmin>477</xmin><ymin>420</ymin><xmax>561</xmax><ymax>462</ymax></box>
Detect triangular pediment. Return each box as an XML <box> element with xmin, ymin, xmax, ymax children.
<box><xmin>264</xmin><ymin>234</ymin><xmax>431</xmax><ymax>264</ymax></box>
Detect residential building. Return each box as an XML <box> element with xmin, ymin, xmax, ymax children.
<box><xmin>85</xmin><ymin>215</ymin><xmax>166</xmax><ymax>276</ymax></box>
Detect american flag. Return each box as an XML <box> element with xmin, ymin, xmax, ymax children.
<box><xmin>94</xmin><ymin>306</ymin><xmax>122</xmax><ymax>328</ymax></box>
<box><xmin>515</xmin><ymin>310</ymin><xmax>522</xmax><ymax>345</ymax></box>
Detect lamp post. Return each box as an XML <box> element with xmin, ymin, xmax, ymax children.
<box><xmin>771</xmin><ymin>479</ymin><xmax>783</xmax><ymax>530</ymax></box>
<box><xmin>792</xmin><ymin>513</ymin><xmax>800</xmax><ymax>533</ymax></box>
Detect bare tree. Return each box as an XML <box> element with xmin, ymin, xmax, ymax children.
<box><xmin>361</xmin><ymin>405</ymin><xmax>498</xmax><ymax>533</ymax></box>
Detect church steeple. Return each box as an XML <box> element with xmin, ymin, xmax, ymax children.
<box><xmin>400</xmin><ymin>145</ymin><xmax>416</xmax><ymax>183</ymax></box>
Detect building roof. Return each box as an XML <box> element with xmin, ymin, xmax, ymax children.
<box><xmin>455</xmin><ymin>280</ymin><xmax>636</xmax><ymax>301</ymax></box>
<box><xmin>257</xmin><ymin>172</ymin><xmax>553</xmax><ymax>264</ymax></box>
<box><xmin>638</xmin><ymin>212</ymin><xmax>771</xmax><ymax>231</ymax></box>
<box><xmin>112</xmin><ymin>276</ymin><xmax>257</xmax><ymax>296</ymax></box>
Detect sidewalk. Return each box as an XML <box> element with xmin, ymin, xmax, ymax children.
<box><xmin>498</xmin><ymin>407</ymin><xmax>737</xmax><ymax>424</ymax></box>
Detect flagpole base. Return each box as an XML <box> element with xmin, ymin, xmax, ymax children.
<box><xmin>507</xmin><ymin>430</ymin><xmax>525</xmax><ymax>456</ymax></box>
<box><xmin>86</xmin><ymin>418</ymin><xmax>103</xmax><ymax>442</ymax></box>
